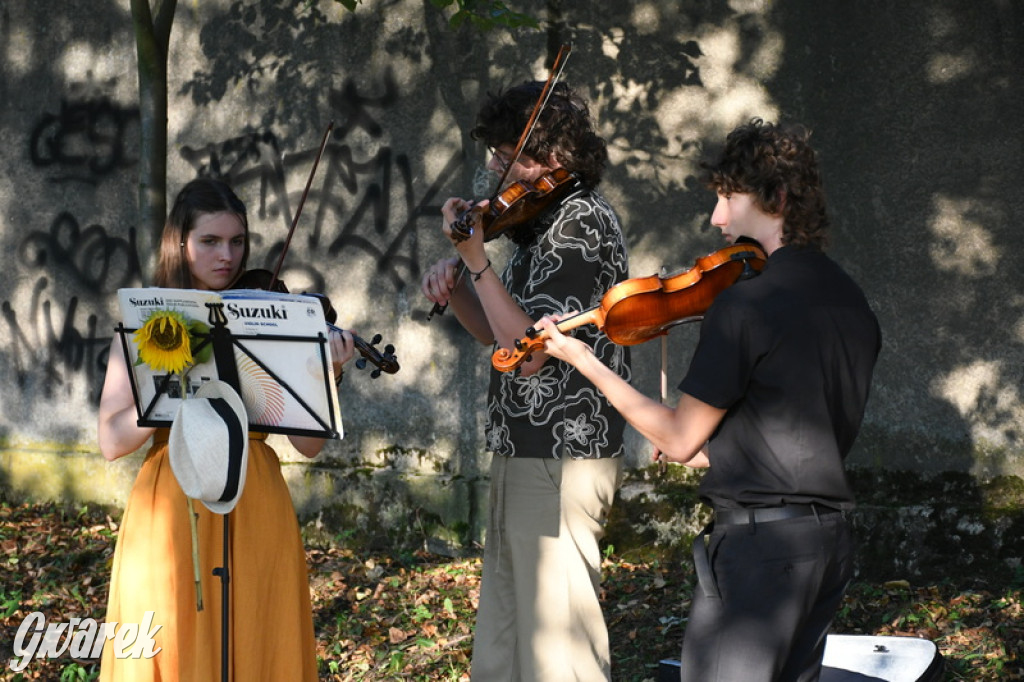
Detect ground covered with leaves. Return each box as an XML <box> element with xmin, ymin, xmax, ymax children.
<box><xmin>1</xmin><ymin>501</ymin><xmax>1021</xmax><ymax>681</ymax></box>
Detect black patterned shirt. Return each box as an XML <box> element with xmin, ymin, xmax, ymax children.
<box><xmin>485</xmin><ymin>189</ymin><xmax>631</xmax><ymax>459</ymax></box>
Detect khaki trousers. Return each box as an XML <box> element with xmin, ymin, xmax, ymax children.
<box><xmin>470</xmin><ymin>455</ymin><xmax>623</xmax><ymax>682</ymax></box>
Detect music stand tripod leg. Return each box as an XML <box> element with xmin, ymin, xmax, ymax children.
<box><xmin>212</xmin><ymin>514</ymin><xmax>230</xmax><ymax>682</ymax></box>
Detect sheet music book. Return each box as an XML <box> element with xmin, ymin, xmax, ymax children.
<box><xmin>117</xmin><ymin>287</ymin><xmax>343</xmax><ymax>438</ymax></box>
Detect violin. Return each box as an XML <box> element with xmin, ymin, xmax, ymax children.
<box><xmin>232</xmin><ymin>268</ymin><xmax>399</xmax><ymax>377</ymax></box>
<box><xmin>448</xmin><ymin>167</ymin><xmax>580</xmax><ymax>243</ymax></box>
<box><xmin>426</xmin><ymin>169</ymin><xmax>579</xmax><ymax>321</ymax></box>
<box><xmin>490</xmin><ymin>243</ymin><xmax>766</xmax><ymax>372</ymax></box>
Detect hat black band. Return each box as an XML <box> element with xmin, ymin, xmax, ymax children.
<box><xmin>208</xmin><ymin>397</ymin><xmax>244</xmax><ymax>504</ymax></box>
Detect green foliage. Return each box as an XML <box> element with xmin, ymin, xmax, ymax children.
<box><xmin>432</xmin><ymin>0</ymin><xmax>539</xmax><ymax>30</ymax></box>
<box><xmin>1</xmin><ymin>588</ymin><xmax>22</xmax><ymax>618</ymax></box>
<box><xmin>332</xmin><ymin>0</ymin><xmax>539</xmax><ymax>31</ymax></box>
<box><xmin>59</xmin><ymin>662</ymin><xmax>99</xmax><ymax>681</ymax></box>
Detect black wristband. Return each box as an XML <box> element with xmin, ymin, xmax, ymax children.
<box><xmin>468</xmin><ymin>259</ymin><xmax>492</xmax><ymax>281</ymax></box>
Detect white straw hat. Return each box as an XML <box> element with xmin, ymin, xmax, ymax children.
<box><xmin>169</xmin><ymin>380</ymin><xmax>249</xmax><ymax>514</ymax></box>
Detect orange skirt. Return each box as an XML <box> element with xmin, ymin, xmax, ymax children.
<box><xmin>99</xmin><ymin>432</ymin><xmax>317</xmax><ymax>681</ymax></box>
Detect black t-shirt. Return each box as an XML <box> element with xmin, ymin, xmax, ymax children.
<box><xmin>678</xmin><ymin>245</ymin><xmax>881</xmax><ymax>510</ymax></box>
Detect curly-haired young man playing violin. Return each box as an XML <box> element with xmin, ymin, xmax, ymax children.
<box><xmin>421</xmin><ymin>80</ymin><xmax>631</xmax><ymax>681</ymax></box>
<box><xmin>536</xmin><ymin>119</ymin><xmax>882</xmax><ymax>682</ymax></box>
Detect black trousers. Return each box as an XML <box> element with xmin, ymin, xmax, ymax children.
<box><xmin>680</xmin><ymin>510</ymin><xmax>854</xmax><ymax>682</ymax></box>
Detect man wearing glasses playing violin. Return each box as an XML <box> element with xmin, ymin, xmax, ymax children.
<box><xmin>535</xmin><ymin>119</ymin><xmax>881</xmax><ymax>682</ymax></box>
<box><xmin>421</xmin><ymin>80</ymin><xmax>631</xmax><ymax>681</ymax></box>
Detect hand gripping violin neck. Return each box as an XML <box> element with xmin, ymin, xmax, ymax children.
<box><xmin>490</xmin><ymin>243</ymin><xmax>766</xmax><ymax>372</ymax></box>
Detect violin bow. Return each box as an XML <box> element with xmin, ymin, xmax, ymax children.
<box><xmin>430</xmin><ymin>44</ymin><xmax>572</xmax><ymax>320</ymax></box>
<box><xmin>494</xmin><ymin>42</ymin><xmax>573</xmax><ymax>191</ymax></box>
<box><xmin>657</xmin><ymin>320</ymin><xmax>669</xmax><ymax>476</ymax></box>
<box><xmin>268</xmin><ymin>121</ymin><xmax>334</xmax><ymax>290</ymax></box>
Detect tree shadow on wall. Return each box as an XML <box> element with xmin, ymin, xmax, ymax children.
<box><xmin>177</xmin><ymin>0</ymin><xmax>730</xmax><ymax>253</ymax></box>
<box><xmin>174</xmin><ymin>0</ymin><xmax>1024</xmax><ymax>583</ymax></box>
<box><xmin>766</xmin><ymin>0</ymin><xmax>1024</xmax><ymax>669</ymax></box>
<box><xmin>764</xmin><ymin>0</ymin><xmax>1023</xmax><ymax>473</ymax></box>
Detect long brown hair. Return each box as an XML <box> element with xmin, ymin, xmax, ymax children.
<box><xmin>153</xmin><ymin>178</ymin><xmax>250</xmax><ymax>288</ymax></box>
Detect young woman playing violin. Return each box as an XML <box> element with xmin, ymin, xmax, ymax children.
<box><xmin>421</xmin><ymin>80</ymin><xmax>631</xmax><ymax>682</ymax></box>
<box><xmin>97</xmin><ymin>177</ymin><xmax>355</xmax><ymax>681</ymax></box>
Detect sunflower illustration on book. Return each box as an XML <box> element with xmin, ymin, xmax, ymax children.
<box><xmin>133</xmin><ymin>309</ymin><xmax>212</xmax><ymax>375</ymax></box>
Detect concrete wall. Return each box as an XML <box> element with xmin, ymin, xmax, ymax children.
<box><xmin>1</xmin><ymin>0</ymin><xmax>1022</xmax><ymax>575</ymax></box>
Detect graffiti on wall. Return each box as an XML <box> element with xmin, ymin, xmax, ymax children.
<box><xmin>181</xmin><ymin>72</ymin><xmax>461</xmax><ymax>292</ymax></box>
<box><xmin>3</xmin><ymin>89</ymin><xmax>143</xmax><ymax>403</ymax></box>
<box><xmin>3</xmin><ymin>212</ymin><xmax>141</xmax><ymax>399</ymax></box>
<box><xmin>4</xmin><ymin>74</ymin><xmax>458</xmax><ymax>405</ymax></box>
<box><xmin>2</xmin><ymin>280</ymin><xmax>105</xmax><ymax>399</ymax></box>
<box><xmin>20</xmin><ymin>211</ymin><xmax>142</xmax><ymax>295</ymax></box>
<box><xmin>29</xmin><ymin>97</ymin><xmax>140</xmax><ymax>185</ymax></box>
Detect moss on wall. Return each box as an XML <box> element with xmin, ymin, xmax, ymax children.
<box><xmin>3</xmin><ymin>441</ymin><xmax>1021</xmax><ymax>585</ymax></box>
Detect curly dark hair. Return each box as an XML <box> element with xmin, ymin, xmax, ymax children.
<box><xmin>471</xmin><ymin>80</ymin><xmax>608</xmax><ymax>189</ymax></box>
<box><xmin>701</xmin><ymin>118</ymin><xmax>829</xmax><ymax>249</ymax></box>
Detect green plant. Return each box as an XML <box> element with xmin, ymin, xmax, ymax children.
<box><xmin>59</xmin><ymin>662</ymin><xmax>99</xmax><ymax>681</ymax></box>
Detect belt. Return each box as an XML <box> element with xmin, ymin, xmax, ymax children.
<box><xmin>714</xmin><ymin>503</ymin><xmax>842</xmax><ymax>526</ymax></box>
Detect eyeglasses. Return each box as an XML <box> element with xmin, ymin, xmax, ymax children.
<box><xmin>488</xmin><ymin>147</ymin><xmax>514</xmax><ymax>172</ymax></box>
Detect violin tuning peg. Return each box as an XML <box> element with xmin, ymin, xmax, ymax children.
<box><xmin>371</xmin><ymin>333</ymin><xmax>383</xmax><ymax>345</ymax></box>
<box><xmin>384</xmin><ymin>344</ymin><xmax>395</xmax><ymax>354</ymax></box>
<box><xmin>371</xmin><ymin>369</ymin><xmax>381</xmax><ymax>379</ymax></box>
<box><xmin>355</xmin><ymin>358</ymin><xmax>367</xmax><ymax>370</ymax></box>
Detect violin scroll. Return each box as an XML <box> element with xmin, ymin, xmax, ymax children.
<box><xmin>490</xmin><ymin>325</ymin><xmax>545</xmax><ymax>372</ymax></box>
<box><xmin>448</xmin><ymin>203</ymin><xmax>485</xmax><ymax>244</ymax></box>
<box><xmin>491</xmin><ymin>339</ymin><xmax>543</xmax><ymax>373</ymax></box>
<box><xmin>491</xmin><ymin>307</ymin><xmax>605</xmax><ymax>373</ymax></box>
<box><xmin>349</xmin><ymin>331</ymin><xmax>399</xmax><ymax>378</ymax></box>
<box><xmin>311</xmin><ymin>295</ymin><xmax>400</xmax><ymax>379</ymax></box>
